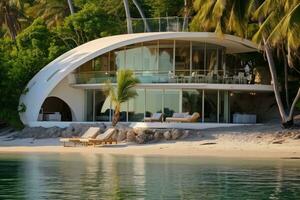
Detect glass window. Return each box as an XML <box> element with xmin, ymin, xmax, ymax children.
<box><xmin>113</xmin><ymin>47</ymin><xmax>126</xmax><ymax>70</ymax></box>
<box><xmin>86</xmin><ymin>90</ymin><xmax>94</xmax><ymax>121</ymax></box>
<box><xmin>206</xmin><ymin>45</ymin><xmax>218</xmax><ymax>75</ymax></box>
<box><xmin>192</xmin><ymin>42</ymin><xmax>205</xmax><ymax>75</ymax></box>
<box><xmin>93</xmin><ymin>53</ymin><xmax>109</xmax><ymax>72</ymax></box>
<box><xmin>128</xmin><ymin>89</ymin><xmax>145</xmax><ymax>122</ymax></box>
<box><xmin>145</xmin><ymin>89</ymin><xmax>162</xmax><ymax>117</ymax></box>
<box><xmin>182</xmin><ymin>90</ymin><xmax>202</xmax><ymax>118</ymax></box>
<box><xmin>142</xmin><ymin>41</ymin><xmax>158</xmax><ymax>71</ymax></box>
<box><xmin>204</xmin><ymin>90</ymin><xmax>218</xmax><ymax>122</ymax></box>
<box><xmin>219</xmin><ymin>90</ymin><xmax>229</xmax><ymax>123</ymax></box>
<box><xmin>164</xmin><ymin>90</ymin><xmax>180</xmax><ymax>117</ymax></box>
<box><xmin>175</xmin><ymin>40</ymin><xmax>190</xmax><ymax>76</ymax></box>
<box><xmin>159</xmin><ymin>40</ymin><xmax>174</xmax><ymax>73</ymax></box>
<box><xmin>95</xmin><ymin>90</ymin><xmax>111</xmax><ymax>122</ymax></box>
<box><xmin>125</xmin><ymin>43</ymin><xmax>143</xmax><ymax>71</ymax></box>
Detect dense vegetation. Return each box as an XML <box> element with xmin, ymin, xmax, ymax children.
<box><xmin>0</xmin><ymin>0</ymin><xmax>299</xmax><ymax>128</ymax></box>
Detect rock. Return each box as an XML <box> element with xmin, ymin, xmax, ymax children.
<box><xmin>163</xmin><ymin>131</ymin><xmax>172</xmax><ymax>140</ymax></box>
<box><xmin>117</xmin><ymin>129</ymin><xmax>127</xmax><ymax>141</ymax></box>
<box><xmin>136</xmin><ymin>132</ymin><xmax>147</xmax><ymax>144</ymax></box>
<box><xmin>180</xmin><ymin>130</ymin><xmax>190</xmax><ymax>139</ymax></box>
<box><xmin>126</xmin><ymin>130</ymin><xmax>136</xmax><ymax>142</ymax></box>
<box><xmin>171</xmin><ymin>129</ymin><xmax>183</xmax><ymax>140</ymax></box>
<box><xmin>294</xmin><ymin>133</ymin><xmax>300</xmax><ymax>140</ymax></box>
<box><xmin>154</xmin><ymin>131</ymin><xmax>163</xmax><ymax>141</ymax></box>
<box><xmin>111</xmin><ymin>129</ymin><xmax>119</xmax><ymax>141</ymax></box>
<box><xmin>135</xmin><ymin>129</ymin><xmax>154</xmax><ymax>144</ymax></box>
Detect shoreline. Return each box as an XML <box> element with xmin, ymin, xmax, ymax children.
<box><xmin>0</xmin><ymin>140</ymin><xmax>299</xmax><ymax>159</ymax></box>
<box><xmin>1</xmin><ymin>124</ymin><xmax>299</xmax><ymax>159</ymax></box>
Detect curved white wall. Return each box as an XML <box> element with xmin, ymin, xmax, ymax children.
<box><xmin>48</xmin><ymin>77</ymin><xmax>85</xmax><ymax>122</ymax></box>
<box><xmin>19</xmin><ymin>32</ymin><xmax>258</xmax><ymax>125</ymax></box>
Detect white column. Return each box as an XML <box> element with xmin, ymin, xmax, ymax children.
<box><xmin>217</xmin><ymin>90</ymin><xmax>220</xmax><ymax>123</ymax></box>
<box><xmin>92</xmin><ymin>90</ymin><xmax>95</xmax><ymax>122</ymax></box>
<box><xmin>202</xmin><ymin>90</ymin><xmax>205</xmax><ymax>123</ymax></box>
<box><xmin>179</xmin><ymin>89</ymin><xmax>183</xmax><ymax>112</ymax></box>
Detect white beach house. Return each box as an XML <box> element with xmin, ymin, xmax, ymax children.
<box><xmin>19</xmin><ymin>19</ymin><xmax>275</xmax><ymax>127</ymax></box>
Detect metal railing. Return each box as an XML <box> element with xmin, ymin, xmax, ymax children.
<box><xmin>70</xmin><ymin>70</ymin><xmax>254</xmax><ymax>85</ymax></box>
<box><xmin>131</xmin><ymin>17</ymin><xmax>190</xmax><ymax>33</ymax></box>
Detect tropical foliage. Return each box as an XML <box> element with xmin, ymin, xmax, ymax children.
<box><xmin>191</xmin><ymin>0</ymin><xmax>300</xmax><ymax>127</ymax></box>
<box><xmin>104</xmin><ymin>69</ymin><xmax>140</xmax><ymax>126</ymax></box>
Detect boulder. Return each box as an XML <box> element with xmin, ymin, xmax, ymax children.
<box><xmin>117</xmin><ymin>129</ymin><xmax>128</xmax><ymax>141</ymax></box>
<box><xmin>180</xmin><ymin>130</ymin><xmax>190</xmax><ymax>139</ymax></box>
<box><xmin>154</xmin><ymin>131</ymin><xmax>163</xmax><ymax>141</ymax></box>
<box><xmin>111</xmin><ymin>129</ymin><xmax>119</xmax><ymax>141</ymax></box>
<box><xmin>171</xmin><ymin>129</ymin><xmax>183</xmax><ymax>140</ymax></box>
<box><xmin>136</xmin><ymin>132</ymin><xmax>148</xmax><ymax>144</ymax></box>
<box><xmin>126</xmin><ymin>130</ymin><xmax>136</xmax><ymax>142</ymax></box>
<box><xmin>163</xmin><ymin>131</ymin><xmax>172</xmax><ymax>140</ymax></box>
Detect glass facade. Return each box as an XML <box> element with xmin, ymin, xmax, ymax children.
<box><xmin>74</xmin><ymin>40</ymin><xmax>228</xmax><ymax>84</ymax></box>
<box><xmin>76</xmin><ymin>39</ymin><xmax>268</xmax><ymax>124</ymax></box>
<box><xmin>85</xmin><ymin>88</ymin><xmax>232</xmax><ymax>123</ymax></box>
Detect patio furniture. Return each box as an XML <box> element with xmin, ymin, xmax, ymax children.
<box><xmin>165</xmin><ymin>112</ymin><xmax>200</xmax><ymax>123</ymax></box>
<box><xmin>80</xmin><ymin>128</ymin><xmax>117</xmax><ymax>146</ymax></box>
<box><xmin>144</xmin><ymin>113</ymin><xmax>163</xmax><ymax>122</ymax></box>
<box><xmin>60</xmin><ymin>127</ymin><xmax>100</xmax><ymax>147</ymax></box>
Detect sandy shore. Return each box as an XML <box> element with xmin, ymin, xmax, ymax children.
<box><xmin>0</xmin><ymin>124</ymin><xmax>299</xmax><ymax>159</ymax></box>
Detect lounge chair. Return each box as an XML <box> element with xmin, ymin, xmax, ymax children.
<box><xmin>144</xmin><ymin>113</ymin><xmax>163</xmax><ymax>122</ymax></box>
<box><xmin>80</xmin><ymin>128</ymin><xmax>117</xmax><ymax>147</ymax></box>
<box><xmin>165</xmin><ymin>112</ymin><xmax>200</xmax><ymax>123</ymax></box>
<box><xmin>60</xmin><ymin>127</ymin><xmax>100</xmax><ymax>147</ymax></box>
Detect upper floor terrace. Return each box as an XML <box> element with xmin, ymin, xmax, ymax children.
<box><xmin>69</xmin><ymin>39</ymin><xmax>270</xmax><ymax>86</ymax></box>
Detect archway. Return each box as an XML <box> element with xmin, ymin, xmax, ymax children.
<box><xmin>40</xmin><ymin>97</ymin><xmax>72</xmax><ymax>121</ymax></box>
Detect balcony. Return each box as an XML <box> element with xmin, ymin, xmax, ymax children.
<box><xmin>70</xmin><ymin>70</ymin><xmax>257</xmax><ymax>85</ymax></box>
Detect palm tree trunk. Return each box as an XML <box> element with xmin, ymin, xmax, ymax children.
<box><xmin>112</xmin><ymin>104</ymin><xmax>120</xmax><ymax>127</ymax></box>
<box><xmin>123</xmin><ymin>0</ymin><xmax>133</xmax><ymax>34</ymax></box>
<box><xmin>67</xmin><ymin>0</ymin><xmax>74</xmax><ymax>14</ymax></box>
<box><xmin>132</xmin><ymin>0</ymin><xmax>151</xmax><ymax>32</ymax></box>
<box><xmin>263</xmin><ymin>37</ymin><xmax>289</xmax><ymax>125</ymax></box>
<box><xmin>281</xmin><ymin>45</ymin><xmax>290</xmax><ymax>109</ymax></box>
<box><xmin>287</xmin><ymin>87</ymin><xmax>300</xmax><ymax>121</ymax></box>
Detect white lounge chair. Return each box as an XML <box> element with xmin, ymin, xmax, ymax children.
<box><xmin>144</xmin><ymin>113</ymin><xmax>163</xmax><ymax>122</ymax></box>
<box><xmin>60</xmin><ymin>127</ymin><xmax>100</xmax><ymax>146</ymax></box>
<box><xmin>80</xmin><ymin>128</ymin><xmax>117</xmax><ymax>146</ymax></box>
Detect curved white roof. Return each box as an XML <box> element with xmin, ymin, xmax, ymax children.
<box><xmin>19</xmin><ymin>32</ymin><xmax>258</xmax><ymax>124</ymax></box>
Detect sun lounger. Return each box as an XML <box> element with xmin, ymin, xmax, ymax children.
<box><xmin>60</xmin><ymin>127</ymin><xmax>100</xmax><ymax>146</ymax></box>
<box><xmin>80</xmin><ymin>128</ymin><xmax>117</xmax><ymax>147</ymax></box>
<box><xmin>165</xmin><ymin>112</ymin><xmax>200</xmax><ymax>123</ymax></box>
<box><xmin>144</xmin><ymin>113</ymin><xmax>163</xmax><ymax>122</ymax></box>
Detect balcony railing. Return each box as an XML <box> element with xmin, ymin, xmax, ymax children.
<box><xmin>70</xmin><ymin>70</ymin><xmax>254</xmax><ymax>85</ymax></box>
<box><xmin>131</xmin><ymin>17</ymin><xmax>189</xmax><ymax>33</ymax></box>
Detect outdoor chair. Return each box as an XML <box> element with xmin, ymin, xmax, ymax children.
<box><xmin>144</xmin><ymin>113</ymin><xmax>163</xmax><ymax>122</ymax></box>
<box><xmin>79</xmin><ymin>128</ymin><xmax>117</xmax><ymax>146</ymax></box>
<box><xmin>165</xmin><ymin>112</ymin><xmax>200</xmax><ymax>123</ymax></box>
<box><xmin>60</xmin><ymin>127</ymin><xmax>100</xmax><ymax>147</ymax></box>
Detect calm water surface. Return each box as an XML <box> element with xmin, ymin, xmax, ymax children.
<box><xmin>0</xmin><ymin>153</ymin><xmax>299</xmax><ymax>199</ymax></box>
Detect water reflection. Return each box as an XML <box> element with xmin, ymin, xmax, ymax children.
<box><xmin>0</xmin><ymin>154</ymin><xmax>299</xmax><ymax>199</ymax></box>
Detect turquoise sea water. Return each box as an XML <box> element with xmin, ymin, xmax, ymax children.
<box><xmin>0</xmin><ymin>153</ymin><xmax>299</xmax><ymax>199</ymax></box>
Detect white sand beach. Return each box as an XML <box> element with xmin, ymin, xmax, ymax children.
<box><xmin>0</xmin><ymin>124</ymin><xmax>299</xmax><ymax>159</ymax></box>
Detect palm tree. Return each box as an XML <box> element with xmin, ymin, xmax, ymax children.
<box><xmin>104</xmin><ymin>69</ymin><xmax>140</xmax><ymax>126</ymax></box>
<box><xmin>191</xmin><ymin>0</ymin><xmax>255</xmax><ymax>38</ymax></box>
<box><xmin>0</xmin><ymin>0</ymin><xmax>25</xmax><ymax>39</ymax></box>
<box><xmin>191</xmin><ymin>0</ymin><xmax>300</xmax><ymax>127</ymax></box>
<box><xmin>26</xmin><ymin>0</ymin><xmax>70</xmax><ymax>27</ymax></box>
<box><xmin>252</xmin><ymin>0</ymin><xmax>300</xmax><ymax>127</ymax></box>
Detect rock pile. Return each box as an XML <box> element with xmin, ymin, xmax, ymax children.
<box><xmin>12</xmin><ymin>123</ymin><xmax>194</xmax><ymax>143</ymax></box>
